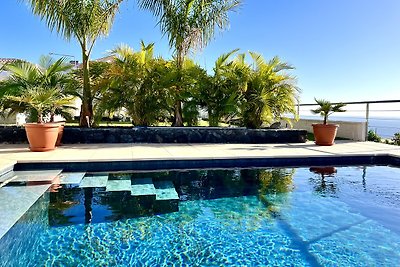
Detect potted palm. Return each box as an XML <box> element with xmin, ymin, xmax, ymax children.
<box><xmin>5</xmin><ymin>86</ymin><xmax>71</xmax><ymax>151</ymax></box>
<box><xmin>0</xmin><ymin>56</ymin><xmax>75</xmax><ymax>150</ymax></box>
<box><xmin>311</xmin><ymin>99</ymin><xmax>346</xmax><ymax>146</ymax></box>
<box><xmin>49</xmin><ymin>96</ymin><xmax>76</xmax><ymax>146</ymax></box>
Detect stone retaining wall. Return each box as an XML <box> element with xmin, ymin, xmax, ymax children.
<box><xmin>0</xmin><ymin>126</ymin><xmax>307</xmax><ymax>144</ymax></box>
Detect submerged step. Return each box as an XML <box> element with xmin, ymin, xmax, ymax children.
<box><xmin>79</xmin><ymin>175</ymin><xmax>108</xmax><ymax>188</ymax></box>
<box><xmin>131</xmin><ymin>178</ymin><xmax>156</xmax><ymax>197</ymax></box>
<box><xmin>0</xmin><ymin>160</ymin><xmax>16</xmax><ymax>177</ymax></box>
<box><xmin>0</xmin><ymin>171</ymin><xmax>16</xmax><ymax>188</ymax></box>
<box><xmin>106</xmin><ymin>179</ymin><xmax>131</xmax><ymax>192</ymax></box>
<box><xmin>6</xmin><ymin>170</ymin><xmax>62</xmax><ymax>184</ymax></box>
<box><xmin>154</xmin><ymin>181</ymin><xmax>179</xmax><ymax>201</ymax></box>
<box><xmin>58</xmin><ymin>172</ymin><xmax>86</xmax><ymax>185</ymax></box>
<box><xmin>12</xmin><ymin>170</ymin><xmax>63</xmax><ymax>182</ymax></box>
<box><xmin>153</xmin><ymin>180</ymin><xmax>179</xmax><ymax>214</ymax></box>
<box><xmin>0</xmin><ymin>184</ymin><xmax>50</xmax><ymax>239</ymax></box>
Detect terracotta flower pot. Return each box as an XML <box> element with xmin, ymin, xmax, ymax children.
<box><xmin>24</xmin><ymin>123</ymin><xmax>59</xmax><ymax>152</ymax></box>
<box><xmin>312</xmin><ymin>123</ymin><xmax>339</xmax><ymax>146</ymax></box>
<box><xmin>56</xmin><ymin>122</ymin><xmax>65</xmax><ymax>146</ymax></box>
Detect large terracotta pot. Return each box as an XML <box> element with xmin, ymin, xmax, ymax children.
<box><xmin>56</xmin><ymin>122</ymin><xmax>65</xmax><ymax>146</ymax></box>
<box><xmin>24</xmin><ymin>123</ymin><xmax>59</xmax><ymax>152</ymax></box>
<box><xmin>312</xmin><ymin>123</ymin><xmax>339</xmax><ymax>146</ymax></box>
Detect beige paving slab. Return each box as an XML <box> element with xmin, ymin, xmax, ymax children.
<box><xmin>1</xmin><ymin>150</ymin><xmax>55</xmax><ymax>162</ymax></box>
<box><xmin>162</xmin><ymin>145</ymin><xmax>202</xmax><ymax>157</ymax></box>
<box><xmin>0</xmin><ymin>141</ymin><xmax>399</xmax><ymax>165</ymax></box>
<box><xmin>189</xmin><ymin>144</ymin><xmax>238</xmax><ymax>158</ymax></box>
<box><xmin>88</xmin><ymin>146</ymin><xmax>134</xmax><ymax>161</ymax></box>
<box><xmin>389</xmin><ymin>150</ymin><xmax>400</xmax><ymax>157</ymax></box>
<box><xmin>218</xmin><ymin>143</ymin><xmax>327</xmax><ymax>158</ymax></box>
<box><xmin>163</xmin><ymin>144</ymin><xmax>215</xmax><ymax>159</ymax></box>
<box><xmin>45</xmin><ymin>148</ymin><xmax>96</xmax><ymax>162</ymax></box>
<box><xmin>131</xmin><ymin>144</ymin><xmax>176</xmax><ymax>159</ymax></box>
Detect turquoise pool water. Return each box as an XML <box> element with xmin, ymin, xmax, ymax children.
<box><xmin>1</xmin><ymin>166</ymin><xmax>400</xmax><ymax>266</ymax></box>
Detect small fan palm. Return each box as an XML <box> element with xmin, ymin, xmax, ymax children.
<box><xmin>311</xmin><ymin>98</ymin><xmax>346</xmax><ymax>124</ymax></box>
<box><xmin>0</xmin><ymin>56</ymin><xmax>74</xmax><ymax>122</ymax></box>
<box><xmin>4</xmin><ymin>86</ymin><xmax>74</xmax><ymax>123</ymax></box>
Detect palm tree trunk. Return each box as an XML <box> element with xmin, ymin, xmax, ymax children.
<box><xmin>208</xmin><ymin>109</ymin><xmax>219</xmax><ymax>126</ymax></box>
<box><xmin>172</xmin><ymin>51</ymin><xmax>184</xmax><ymax>127</ymax></box>
<box><xmin>172</xmin><ymin>100</ymin><xmax>184</xmax><ymax>126</ymax></box>
<box><xmin>79</xmin><ymin>50</ymin><xmax>93</xmax><ymax>127</ymax></box>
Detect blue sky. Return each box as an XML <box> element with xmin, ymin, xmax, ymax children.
<box><xmin>1</xmin><ymin>0</ymin><xmax>400</xmax><ymax>104</ymax></box>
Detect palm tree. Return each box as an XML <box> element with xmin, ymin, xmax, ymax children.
<box><xmin>24</xmin><ymin>0</ymin><xmax>123</xmax><ymax>127</ymax></box>
<box><xmin>235</xmin><ymin>52</ymin><xmax>300</xmax><ymax>129</ymax></box>
<box><xmin>200</xmin><ymin>49</ymin><xmax>240</xmax><ymax>126</ymax></box>
<box><xmin>0</xmin><ymin>56</ymin><xmax>74</xmax><ymax>122</ymax></box>
<box><xmin>311</xmin><ymin>99</ymin><xmax>346</xmax><ymax>124</ymax></box>
<box><xmin>99</xmin><ymin>42</ymin><xmax>172</xmax><ymax>126</ymax></box>
<box><xmin>139</xmin><ymin>0</ymin><xmax>240</xmax><ymax>126</ymax></box>
<box><xmin>0</xmin><ymin>56</ymin><xmax>71</xmax><ymax>96</ymax></box>
<box><xmin>4</xmin><ymin>86</ymin><xmax>75</xmax><ymax>123</ymax></box>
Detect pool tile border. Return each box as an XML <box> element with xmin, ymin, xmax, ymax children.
<box><xmin>11</xmin><ymin>153</ymin><xmax>400</xmax><ymax>172</ymax></box>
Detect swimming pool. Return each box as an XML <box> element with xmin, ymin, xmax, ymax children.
<box><xmin>1</xmin><ymin>165</ymin><xmax>400</xmax><ymax>266</ymax></box>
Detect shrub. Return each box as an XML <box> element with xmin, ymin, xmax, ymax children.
<box><xmin>368</xmin><ymin>130</ymin><xmax>381</xmax><ymax>142</ymax></box>
<box><xmin>392</xmin><ymin>133</ymin><xmax>400</xmax><ymax>146</ymax></box>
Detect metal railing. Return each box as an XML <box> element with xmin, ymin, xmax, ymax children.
<box><xmin>298</xmin><ymin>100</ymin><xmax>400</xmax><ymax>140</ymax></box>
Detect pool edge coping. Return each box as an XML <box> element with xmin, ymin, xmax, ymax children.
<box><xmin>10</xmin><ymin>153</ymin><xmax>400</xmax><ymax>172</ymax></box>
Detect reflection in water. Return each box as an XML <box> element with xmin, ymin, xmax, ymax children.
<box><xmin>84</xmin><ymin>188</ymin><xmax>93</xmax><ymax>224</ymax></box>
<box><xmin>47</xmin><ymin>168</ymin><xmax>297</xmax><ymax>226</ymax></box>
<box><xmin>309</xmin><ymin>166</ymin><xmax>338</xmax><ymax>196</ymax></box>
<box><xmin>362</xmin><ymin>166</ymin><xmax>367</xmax><ymax>191</ymax></box>
<box><xmin>256</xmin><ymin>169</ymin><xmax>295</xmax><ymax>216</ymax></box>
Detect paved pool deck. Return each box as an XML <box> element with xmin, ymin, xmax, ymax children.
<box><xmin>1</xmin><ymin>141</ymin><xmax>400</xmax><ymax>172</ymax></box>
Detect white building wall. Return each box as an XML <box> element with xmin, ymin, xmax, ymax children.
<box><xmin>289</xmin><ymin>119</ymin><xmax>366</xmax><ymax>141</ymax></box>
<box><xmin>0</xmin><ymin>114</ymin><xmax>17</xmax><ymax>124</ymax></box>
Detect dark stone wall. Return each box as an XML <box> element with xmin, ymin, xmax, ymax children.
<box><xmin>0</xmin><ymin>126</ymin><xmax>307</xmax><ymax>144</ymax></box>
<box><xmin>0</xmin><ymin>126</ymin><xmax>27</xmax><ymax>143</ymax></box>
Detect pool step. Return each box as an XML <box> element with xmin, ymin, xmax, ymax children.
<box><xmin>0</xmin><ymin>169</ymin><xmax>61</xmax><ymax>239</ymax></box>
<box><xmin>153</xmin><ymin>180</ymin><xmax>179</xmax><ymax>213</ymax></box>
<box><xmin>106</xmin><ymin>179</ymin><xmax>131</xmax><ymax>192</ymax></box>
<box><xmin>131</xmin><ymin>178</ymin><xmax>156</xmax><ymax>198</ymax></box>
<box><xmin>58</xmin><ymin>172</ymin><xmax>86</xmax><ymax>184</ymax></box>
<box><xmin>1</xmin><ymin>170</ymin><xmax>62</xmax><ymax>187</ymax></box>
<box><xmin>0</xmin><ymin>171</ymin><xmax>16</xmax><ymax>188</ymax></box>
<box><xmin>79</xmin><ymin>174</ymin><xmax>108</xmax><ymax>188</ymax></box>
<box><xmin>0</xmin><ymin>161</ymin><xmax>15</xmax><ymax>179</ymax></box>
<box><xmin>154</xmin><ymin>181</ymin><xmax>179</xmax><ymax>201</ymax></box>
<box><xmin>0</xmin><ymin>184</ymin><xmax>51</xmax><ymax>239</ymax></box>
